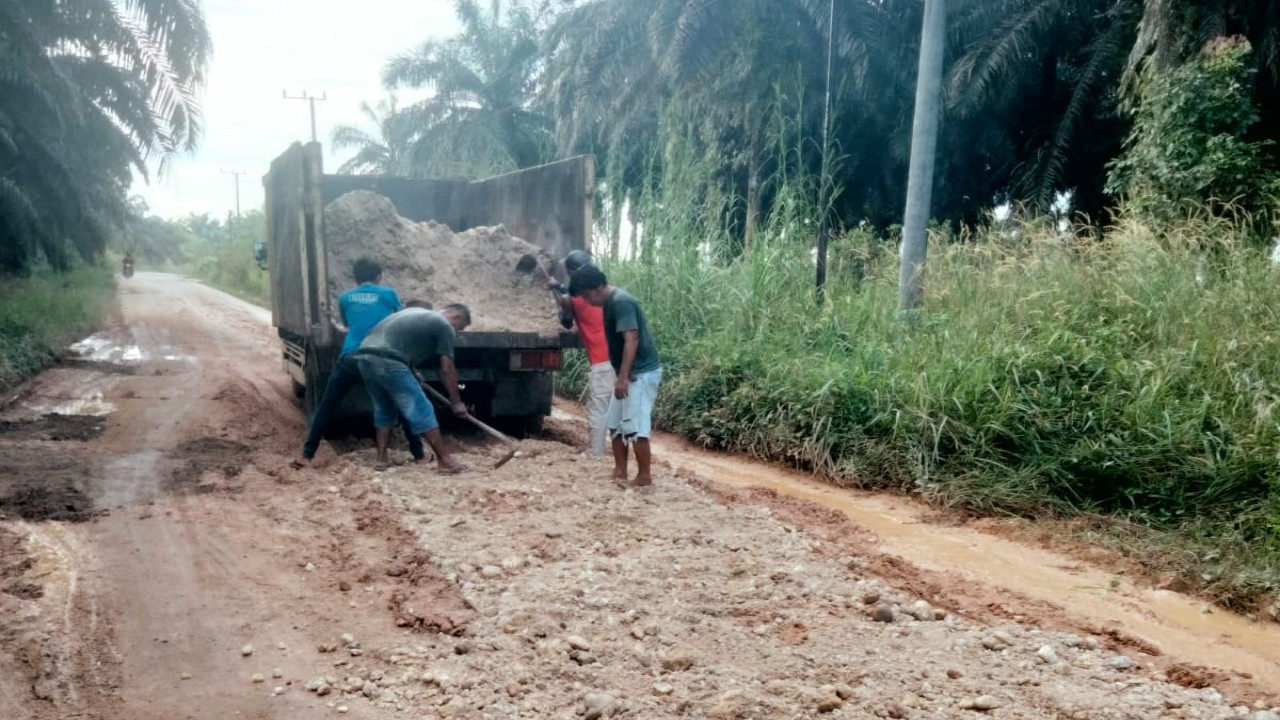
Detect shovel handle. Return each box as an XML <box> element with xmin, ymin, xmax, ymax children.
<box><xmin>419</xmin><ymin>381</ymin><xmax>517</xmax><ymax>446</ymax></box>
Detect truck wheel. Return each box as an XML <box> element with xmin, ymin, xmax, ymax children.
<box><xmin>492</xmin><ymin>414</ymin><xmax>544</xmax><ymax>437</ymax></box>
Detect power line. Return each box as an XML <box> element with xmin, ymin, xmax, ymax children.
<box><xmin>282</xmin><ymin>90</ymin><xmax>328</xmax><ymax>143</ymax></box>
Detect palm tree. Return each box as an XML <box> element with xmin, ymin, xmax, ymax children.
<box><xmin>383</xmin><ymin>0</ymin><xmax>554</xmax><ymax>178</ymax></box>
<box><xmin>546</xmin><ymin>0</ymin><xmax>829</xmax><ymax>254</ymax></box>
<box><xmin>0</xmin><ymin>0</ymin><xmax>210</xmax><ymax>272</ymax></box>
<box><xmin>331</xmin><ymin>97</ymin><xmax>419</xmax><ymax>176</ymax></box>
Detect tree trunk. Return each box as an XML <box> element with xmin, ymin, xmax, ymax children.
<box><xmin>609</xmin><ymin>185</ymin><xmax>624</xmax><ymax>262</ymax></box>
<box><xmin>898</xmin><ymin>0</ymin><xmax>947</xmax><ymax>314</ymax></box>
<box><xmin>628</xmin><ymin>209</ymin><xmax>640</xmax><ymax>262</ymax></box>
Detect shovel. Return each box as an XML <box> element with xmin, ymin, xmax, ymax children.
<box><xmin>420</xmin><ymin>382</ymin><xmax>522</xmax><ymax>469</ymax></box>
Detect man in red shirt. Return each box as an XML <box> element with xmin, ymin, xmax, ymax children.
<box><xmin>550</xmin><ymin>250</ymin><xmax>615</xmax><ymax>455</ymax></box>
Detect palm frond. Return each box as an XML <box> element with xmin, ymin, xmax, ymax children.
<box><xmin>948</xmin><ymin>0</ymin><xmax>1067</xmax><ymax>117</ymax></box>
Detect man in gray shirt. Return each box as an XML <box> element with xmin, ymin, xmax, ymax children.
<box><xmin>570</xmin><ymin>267</ymin><xmax>662</xmax><ymax>487</ymax></box>
<box><xmin>354</xmin><ymin>304</ymin><xmax>472</xmax><ymax>473</ymax></box>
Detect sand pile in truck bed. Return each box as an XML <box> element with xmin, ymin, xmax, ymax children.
<box><xmin>324</xmin><ymin>190</ymin><xmax>561</xmax><ymax>334</ymax></box>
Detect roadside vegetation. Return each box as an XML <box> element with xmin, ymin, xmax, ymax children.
<box><xmin>113</xmin><ymin>204</ymin><xmax>270</xmax><ymax>307</ymax></box>
<box><xmin>182</xmin><ymin>214</ymin><xmax>271</xmax><ymax>307</ymax></box>
<box><xmin>605</xmin><ymin>212</ymin><xmax>1280</xmax><ymax>611</ymax></box>
<box><xmin>0</xmin><ymin>266</ymin><xmax>115</xmax><ymax>391</ymax></box>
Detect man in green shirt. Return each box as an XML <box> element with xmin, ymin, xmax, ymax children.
<box><xmin>570</xmin><ymin>267</ymin><xmax>662</xmax><ymax>487</ymax></box>
<box><xmin>353</xmin><ymin>304</ymin><xmax>472</xmax><ymax>473</ymax></box>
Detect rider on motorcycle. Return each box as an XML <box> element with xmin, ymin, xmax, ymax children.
<box><xmin>122</xmin><ymin>254</ymin><xmax>134</xmax><ymax>277</ymax></box>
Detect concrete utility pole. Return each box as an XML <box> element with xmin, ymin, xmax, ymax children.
<box><xmin>282</xmin><ymin>90</ymin><xmax>327</xmax><ymax>142</ymax></box>
<box><xmin>219</xmin><ymin>168</ymin><xmax>245</xmax><ymax>217</ymax></box>
<box><xmin>897</xmin><ymin>0</ymin><xmax>947</xmax><ymax>314</ymax></box>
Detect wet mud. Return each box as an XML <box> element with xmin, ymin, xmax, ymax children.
<box><xmin>0</xmin><ymin>444</ymin><xmax>99</xmax><ymax>522</ymax></box>
<box><xmin>164</xmin><ymin>437</ymin><xmax>249</xmax><ymax>495</ymax></box>
<box><xmin>0</xmin><ymin>414</ymin><xmax>106</xmax><ymax>442</ymax></box>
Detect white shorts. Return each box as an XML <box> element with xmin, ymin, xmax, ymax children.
<box><xmin>585</xmin><ymin>362</ymin><xmax>615</xmax><ymax>456</ymax></box>
<box><xmin>606</xmin><ymin>368</ymin><xmax>662</xmax><ymax>441</ymax></box>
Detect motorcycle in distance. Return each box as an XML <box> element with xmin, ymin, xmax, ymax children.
<box><xmin>122</xmin><ymin>256</ymin><xmax>134</xmax><ymax>278</ymax></box>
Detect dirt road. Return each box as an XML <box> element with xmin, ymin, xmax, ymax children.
<box><xmin>1</xmin><ymin>272</ymin><xmax>1278</xmax><ymax>719</ymax></box>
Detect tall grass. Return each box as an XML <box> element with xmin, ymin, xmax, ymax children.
<box><xmin>580</xmin><ymin>111</ymin><xmax>1280</xmax><ymax>609</ymax></box>
<box><xmin>0</xmin><ymin>264</ymin><xmax>115</xmax><ymax>389</ymax></box>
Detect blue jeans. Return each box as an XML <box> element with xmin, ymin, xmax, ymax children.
<box><xmin>301</xmin><ymin>354</ymin><xmax>425</xmax><ymax>460</ymax></box>
<box><xmin>354</xmin><ymin>356</ymin><xmax>439</xmax><ymax>434</ymax></box>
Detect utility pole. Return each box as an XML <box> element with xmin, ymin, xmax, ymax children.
<box><xmin>815</xmin><ymin>0</ymin><xmax>836</xmax><ymax>304</ymax></box>
<box><xmin>897</xmin><ymin>0</ymin><xmax>947</xmax><ymax>315</ymax></box>
<box><xmin>282</xmin><ymin>90</ymin><xmax>327</xmax><ymax>142</ymax></box>
<box><xmin>219</xmin><ymin>168</ymin><xmax>245</xmax><ymax>218</ymax></box>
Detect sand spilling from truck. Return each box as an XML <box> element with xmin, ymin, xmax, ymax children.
<box><xmin>324</xmin><ymin>190</ymin><xmax>560</xmax><ymax>334</ymax></box>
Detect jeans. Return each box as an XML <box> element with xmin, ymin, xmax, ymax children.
<box><xmin>354</xmin><ymin>356</ymin><xmax>439</xmax><ymax>434</ymax></box>
<box><xmin>301</xmin><ymin>354</ymin><xmax>425</xmax><ymax>460</ymax></box>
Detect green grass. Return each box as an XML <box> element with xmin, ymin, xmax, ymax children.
<box><xmin>186</xmin><ymin>231</ymin><xmax>271</xmax><ymax>308</ymax></box>
<box><xmin>591</xmin><ymin>209</ymin><xmax>1280</xmax><ymax>612</ymax></box>
<box><xmin>0</xmin><ymin>264</ymin><xmax>116</xmax><ymax>390</ymax></box>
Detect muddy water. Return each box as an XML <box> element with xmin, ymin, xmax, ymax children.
<box><xmin>654</xmin><ymin>433</ymin><xmax>1280</xmax><ymax>690</ymax></box>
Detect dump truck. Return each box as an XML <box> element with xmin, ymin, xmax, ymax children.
<box><xmin>262</xmin><ymin>141</ymin><xmax>592</xmax><ymax>431</ymax></box>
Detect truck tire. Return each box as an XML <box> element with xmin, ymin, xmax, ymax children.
<box><xmin>520</xmin><ymin>414</ymin><xmax>545</xmax><ymax>435</ymax></box>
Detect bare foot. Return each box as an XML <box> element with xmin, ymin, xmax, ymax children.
<box><xmin>438</xmin><ymin>462</ymin><xmax>470</xmax><ymax>475</ymax></box>
<box><xmin>632</xmin><ymin>474</ymin><xmax>653</xmax><ymax>487</ymax></box>
<box><xmin>374</xmin><ymin>458</ymin><xmax>391</xmax><ymax>471</ymax></box>
<box><xmin>290</xmin><ymin>457</ymin><xmax>312</xmax><ymax>470</ymax></box>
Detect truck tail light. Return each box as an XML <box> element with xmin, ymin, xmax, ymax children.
<box><xmin>509</xmin><ymin>350</ymin><xmax>562</xmax><ymax>371</ymax></box>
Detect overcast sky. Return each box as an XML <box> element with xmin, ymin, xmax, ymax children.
<box><xmin>133</xmin><ymin>0</ymin><xmax>459</xmax><ymax>220</ymax></box>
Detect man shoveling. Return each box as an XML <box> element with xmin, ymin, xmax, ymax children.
<box><xmin>352</xmin><ymin>304</ymin><xmax>473</xmax><ymax>473</ymax></box>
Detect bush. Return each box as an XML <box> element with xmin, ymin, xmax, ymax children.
<box><xmin>1107</xmin><ymin>36</ymin><xmax>1280</xmax><ymax>230</ymax></box>
<box><xmin>0</xmin><ymin>265</ymin><xmax>115</xmax><ymax>389</ymax></box>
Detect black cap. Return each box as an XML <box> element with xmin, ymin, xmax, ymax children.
<box><xmin>564</xmin><ymin>249</ymin><xmax>592</xmax><ymax>273</ymax></box>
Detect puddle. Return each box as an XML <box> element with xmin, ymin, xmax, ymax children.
<box><xmin>69</xmin><ymin>331</ymin><xmax>195</xmax><ymax>365</ymax></box>
<box><xmin>655</xmin><ymin>433</ymin><xmax>1280</xmax><ymax>691</ymax></box>
<box><xmin>69</xmin><ymin>333</ymin><xmax>142</xmax><ymax>364</ymax></box>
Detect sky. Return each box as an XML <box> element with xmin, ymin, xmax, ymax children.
<box><xmin>133</xmin><ymin>0</ymin><xmax>459</xmax><ymax>220</ymax></box>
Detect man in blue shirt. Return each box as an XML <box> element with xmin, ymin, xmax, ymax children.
<box><xmin>294</xmin><ymin>258</ymin><xmax>427</xmax><ymax>468</ymax></box>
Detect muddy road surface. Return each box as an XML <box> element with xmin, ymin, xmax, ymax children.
<box><xmin>1</xmin><ymin>271</ymin><xmax>1278</xmax><ymax>719</ymax></box>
